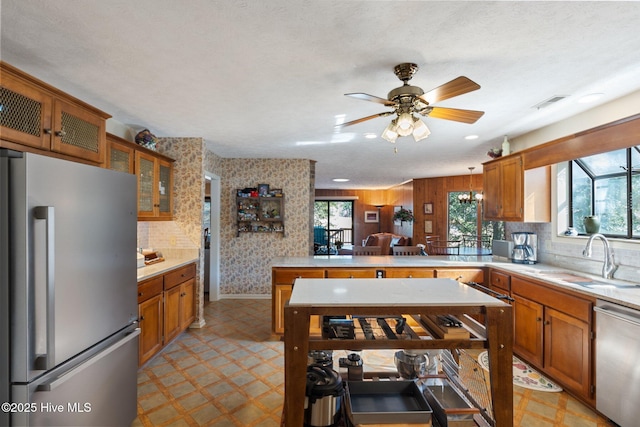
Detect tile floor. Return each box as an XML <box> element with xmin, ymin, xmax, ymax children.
<box><xmin>133</xmin><ymin>299</ymin><xmax>615</xmax><ymax>427</ymax></box>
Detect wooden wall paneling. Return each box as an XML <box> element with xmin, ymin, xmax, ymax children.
<box><xmin>412</xmin><ymin>173</ymin><xmax>483</xmax><ymax>245</ymax></box>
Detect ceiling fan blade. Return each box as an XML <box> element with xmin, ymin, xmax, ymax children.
<box><xmin>421</xmin><ymin>76</ymin><xmax>481</xmax><ymax>104</ymax></box>
<box><xmin>336</xmin><ymin>111</ymin><xmax>393</xmax><ymax>128</ymax></box>
<box><xmin>345</xmin><ymin>93</ymin><xmax>396</xmax><ymax>107</ymax></box>
<box><xmin>427</xmin><ymin>107</ymin><xmax>485</xmax><ymax>124</ymax></box>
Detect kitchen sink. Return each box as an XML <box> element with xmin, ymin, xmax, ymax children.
<box><xmin>571</xmin><ymin>281</ymin><xmax>639</xmax><ymax>290</ymax></box>
<box><xmin>535</xmin><ymin>272</ymin><xmax>638</xmax><ymax>289</ymax></box>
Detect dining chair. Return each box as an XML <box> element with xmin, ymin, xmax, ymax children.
<box><xmin>352</xmin><ymin>246</ymin><xmax>382</xmax><ymax>256</ymax></box>
<box><xmin>392</xmin><ymin>246</ymin><xmax>422</xmax><ymax>256</ymax></box>
<box><xmin>429</xmin><ymin>241</ymin><xmax>461</xmax><ymax>255</ymax></box>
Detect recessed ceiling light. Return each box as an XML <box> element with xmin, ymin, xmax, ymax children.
<box><xmin>332</xmin><ymin>178</ymin><xmax>350</xmax><ymax>182</ymax></box>
<box><xmin>465</xmin><ymin>135</ymin><xmax>479</xmax><ymax>140</ymax></box>
<box><xmin>364</xmin><ymin>133</ymin><xmax>377</xmax><ymax>139</ymax></box>
<box><xmin>578</xmin><ymin>93</ymin><xmax>604</xmax><ymax>104</ymax></box>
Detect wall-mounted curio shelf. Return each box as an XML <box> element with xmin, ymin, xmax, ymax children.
<box><xmin>236</xmin><ymin>188</ymin><xmax>284</xmax><ymax>236</ymax></box>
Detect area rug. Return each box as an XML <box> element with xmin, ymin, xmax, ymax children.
<box><xmin>477</xmin><ymin>351</ymin><xmax>562</xmax><ymax>392</ymax></box>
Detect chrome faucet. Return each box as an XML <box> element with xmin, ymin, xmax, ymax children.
<box><xmin>582</xmin><ymin>233</ymin><xmax>618</xmax><ymax>279</ymax></box>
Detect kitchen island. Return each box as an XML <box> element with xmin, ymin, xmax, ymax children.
<box><xmin>282</xmin><ymin>278</ymin><xmax>514</xmax><ymax>426</ymax></box>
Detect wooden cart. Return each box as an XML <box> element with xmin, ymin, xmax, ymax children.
<box><xmin>282</xmin><ymin>278</ymin><xmax>513</xmax><ymax>426</ymax></box>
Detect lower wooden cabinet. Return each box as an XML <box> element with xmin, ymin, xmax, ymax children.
<box><xmin>513</xmin><ymin>293</ymin><xmax>544</xmax><ymax>367</ymax></box>
<box><xmin>138</xmin><ymin>294</ymin><xmax>163</xmax><ymax>366</ymax></box>
<box><xmin>511</xmin><ymin>275</ymin><xmax>594</xmax><ymax>404</ymax></box>
<box><xmin>272</xmin><ymin>268</ymin><xmax>324</xmax><ymax>334</ymax></box>
<box><xmin>137</xmin><ymin>262</ymin><xmax>196</xmax><ymax>366</ymax></box>
<box><xmin>164</xmin><ymin>278</ymin><xmax>195</xmax><ymax>343</ymax></box>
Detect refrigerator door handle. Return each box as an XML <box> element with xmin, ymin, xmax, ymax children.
<box><xmin>34</xmin><ymin>206</ymin><xmax>56</xmax><ymax>371</ymax></box>
<box><xmin>35</xmin><ymin>329</ymin><xmax>140</xmax><ymax>392</ymax></box>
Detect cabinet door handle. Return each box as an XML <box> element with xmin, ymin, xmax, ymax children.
<box><xmin>139</xmin><ymin>292</ymin><xmax>143</xmax><ymax>296</ymax></box>
<box><xmin>43</xmin><ymin>128</ymin><xmax>52</xmax><ymax>135</ymax></box>
<box><xmin>55</xmin><ymin>130</ymin><xmax>66</xmax><ymax>137</ymax></box>
<box><xmin>536</xmin><ymin>317</ymin><xmax>542</xmax><ymax>322</ymax></box>
<box><xmin>139</xmin><ymin>316</ymin><xmax>144</xmax><ymax>321</ymax></box>
<box><xmin>408</xmin><ymin>275</ymin><xmax>413</xmax><ymax>279</ymax></box>
<box><xmin>544</xmin><ymin>320</ymin><xmax>550</xmax><ymax>325</ymax></box>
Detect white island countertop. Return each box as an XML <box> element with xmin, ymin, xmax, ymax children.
<box><xmin>289</xmin><ymin>277</ymin><xmax>510</xmax><ymax>307</ymax></box>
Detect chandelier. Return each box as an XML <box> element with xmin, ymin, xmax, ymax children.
<box><xmin>458</xmin><ymin>166</ymin><xmax>483</xmax><ymax>204</ymax></box>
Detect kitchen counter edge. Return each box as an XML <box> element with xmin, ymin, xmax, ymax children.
<box><xmin>137</xmin><ymin>257</ymin><xmax>198</xmax><ymax>282</ymax></box>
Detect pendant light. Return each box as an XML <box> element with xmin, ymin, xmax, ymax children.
<box><xmin>458</xmin><ymin>167</ymin><xmax>483</xmax><ymax>204</ymax></box>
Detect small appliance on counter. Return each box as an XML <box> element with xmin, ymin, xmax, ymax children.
<box><xmin>511</xmin><ymin>232</ymin><xmax>537</xmax><ymax>264</ymax></box>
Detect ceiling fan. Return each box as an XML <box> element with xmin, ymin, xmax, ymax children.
<box><xmin>337</xmin><ymin>63</ymin><xmax>484</xmax><ymax>143</ymax></box>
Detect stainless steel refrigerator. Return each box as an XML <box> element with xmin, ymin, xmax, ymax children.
<box><xmin>1</xmin><ymin>149</ymin><xmax>139</xmax><ymax>426</ymax></box>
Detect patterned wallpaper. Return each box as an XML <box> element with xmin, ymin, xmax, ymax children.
<box><xmin>139</xmin><ymin>137</ymin><xmax>206</xmax><ymax>324</ymax></box>
<box><xmin>207</xmin><ymin>158</ymin><xmax>314</xmax><ymax>295</ymax></box>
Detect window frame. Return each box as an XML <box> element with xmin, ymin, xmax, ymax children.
<box><xmin>569</xmin><ymin>146</ymin><xmax>639</xmax><ymax>239</ymax></box>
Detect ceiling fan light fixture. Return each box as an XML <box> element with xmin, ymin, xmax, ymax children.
<box><xmin>412</xmin><ymin>118</ymin><xmax>430</xmax><ymax>142</ymax></box>
<box><xmin>396</xmin><ymin>113</ymin><xmax>414</xmax><ymax>136</ymax></box>
<box><xmin>381</xmin><ymin>121</ymin><xmax>399</xmax><ymax>143</ymax></box>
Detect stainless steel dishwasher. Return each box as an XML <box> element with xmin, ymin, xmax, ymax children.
<box><xmin>594</xmin><ymin>300</ymin><xmax>640</xmax><ymax>427</ymax></box>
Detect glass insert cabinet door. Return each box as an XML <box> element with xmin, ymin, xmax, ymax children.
<box><xmin>135</xmin><ymin>151</ymin><xmax>173</xmax><ymax>219</ymax></box>
<box><xmin>158</xmin><ymin>160</ymin><xmax>172</xmax><ymax>216</ymax></box>
<box><xmin>137</xmin><ymin>153</ymin><xmax>155</xmax><ymax>216</ymax></box>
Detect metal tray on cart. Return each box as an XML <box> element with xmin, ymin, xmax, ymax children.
<box><xmin>345</xmin><ymin>380</ymin><xmax>432</xmax><ymax>425</ymax></box>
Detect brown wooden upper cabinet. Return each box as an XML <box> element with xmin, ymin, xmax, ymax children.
<box><xmin>106</xmin><ymin>133</ymin><xmax>174</xmax><ymax>220</ymax></box>
<box><xmin>0</xmin><ymin>62</ymin><xmax>109</xmax><ymax>164</ymax></box>
<box><xmin>483</xmin><ymin>154</ymin><xmax>550</xmax><ymax>222</ymax></box>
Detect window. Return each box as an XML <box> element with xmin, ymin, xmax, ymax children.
<box><xmin>313</xmin><ymin>200</ymin><xmax>354</xmax><ymax>254</ymax></box>
<box><xmin>569</xmin><ymin>146</ymin><xmax>640</xmax><ymax>238</ymax></box>
<box><xmin>447</xmin><ymin>192</ymin><xmax>505</xmax><ymax>243</ymax></box>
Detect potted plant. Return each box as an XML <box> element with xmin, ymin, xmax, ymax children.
<box><xmin>393</xmin><ymin>207</ymin><xmax>414</xmax><ymax>223</ymax></box>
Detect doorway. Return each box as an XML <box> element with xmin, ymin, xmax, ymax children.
<box><xmin>204</xmin><ymin>172</ymin><xmax>221</xmax><ymax>301</ymax></box>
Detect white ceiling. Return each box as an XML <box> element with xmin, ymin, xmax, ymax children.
<box><xmin>2</xmin><ymin>1</ymin><xmax>640</xmax><ymax>189</ymax></box>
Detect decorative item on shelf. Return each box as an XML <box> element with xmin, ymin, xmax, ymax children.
<box><xmin>487</xmin><ymin>147</ymin><xmax>502</xmax><ymax>159</ymax></box>
<box><xmin>501</xmin><ymin>135</ymin><xmax>511</xmax><ymax>155</ymax></box>
<box><xmin>335</xmin><ymin>240</ymin><xmax>343</xmax><ymax>250</ymax></box>
<box><xmin>257</xmin><ymin>183</ymin><xmax>269</xmax><ymax>196</ymax></box>
<box><xmin>564</xmin><ymin>227</ymin><xmax>578</xmax><ymax>236</ymax></box>
<box><xmin>134</xmin><ymin>128</ymin><xmax>158</xmax><ymax>151</ymax></box>
<box><xmin>392</xmin><ymin>207</ymin><xmax>414</xmax><ymax>223</ymax></box>
<box><xmin>458</xmin><ymin>166</ymin><xmax>483</xmax><ymax>204</ymax></box>
<box><xmin>583</xmin><ymin>216</ymin><xmax>601</xmax><ymax>234</ymax></box>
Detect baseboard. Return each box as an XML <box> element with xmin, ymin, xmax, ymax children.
<box><xmin>218</xmin><ymin>293</ymin><xmax>271</xmax><ymax>300</ymax></box>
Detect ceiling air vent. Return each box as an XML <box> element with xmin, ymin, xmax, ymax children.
<box><xmin>532</xmin><ymin>95</ymin><xmax>569</xmax><ymax>110</ymax></box>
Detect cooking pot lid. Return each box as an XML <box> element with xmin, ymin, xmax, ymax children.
<box><xmin>306</xmin><ymin>365</ymin><xmax>344</xmax><ymax>397</ymax></box>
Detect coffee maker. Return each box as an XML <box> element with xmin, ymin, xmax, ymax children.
<box><xmin>511</xmin><ymin>232</ymin><xmax>537</xmax><ymax>264</ymax></box>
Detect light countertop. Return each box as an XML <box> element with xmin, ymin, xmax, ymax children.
<box><xmin>137</xmin><ymin>256</ymin><xmax>198</xmax><ymax>282</ymax></box>
<box><xmin>288</xmin><ymin>278</ymin><xmax>510</xmax><ymax>307</ymax></box>
<box><xmin>273</xmin><ymin>256</ymin><xmax>640</xmax><ymax>311</ymax></box>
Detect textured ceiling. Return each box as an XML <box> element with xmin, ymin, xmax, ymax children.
<box><xmin>2</xmin><ymin>1</ymin><xmax>640</xmax><ymax>189</ymax></box>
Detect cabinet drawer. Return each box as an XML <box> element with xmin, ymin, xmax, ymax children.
<box><xmin>490</xmin><ymin>270</ymin><xmax>511</xmax><ymax>293</ymax></box>
<box><xmin>385</xmin><ymin>268</ymin><xmax>435</xmax><ymax>278</ymax></box>
<box><xmin>138</xmin><ymin>276</ymin><xmax>163</xmax><ymax>304</ymax></box>
<box><xmin>512</xmin><ymin>276</ymin><xmax>592</xmax><ymax>321</ymax></box>
<box><xmin>273</xmin><ymin>269</ymin><xmax>325</xmax><ymax>285</ymax></box>
<box><xmin>325</xmin><ymin>269</ymin><xmax>376</xmax><ymax>278</ymax></box>
<box><xmin>164</xmin><ymin>263</ymin><xmax>196</xmax><ymax>290</ymax></box>
<box><xmin>435</xmin><ymin>268</ymin><xmax>485</xmax><ymax>284</ymax></box>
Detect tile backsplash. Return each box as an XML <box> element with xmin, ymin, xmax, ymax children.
<box><xmin>506</xmin><ymin>222</ymin><xmax>640</xmax><ymax>283</ymax></box>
